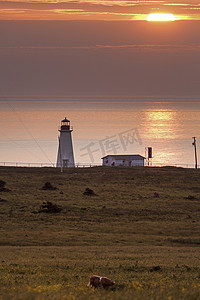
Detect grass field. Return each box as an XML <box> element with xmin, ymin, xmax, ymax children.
<box><xmin>0</xmin><ymin>166</ymin><xmax>200</xmax><ymax>299</ymax></box>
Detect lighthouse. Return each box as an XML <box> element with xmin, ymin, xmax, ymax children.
<box><xmin>56</xmin><ymin>117</ymin><xmax>75</xmax><ymax>168</ymax></box>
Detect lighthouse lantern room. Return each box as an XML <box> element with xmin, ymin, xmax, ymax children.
<box><xmin>60</xmin><ymin>117</ymin><xmax>71</xmax><ymax>130</ymax></box>
<box><xmin>56</xmin><ymin>117</ymin><xmax>75</xmax><ymax>168</ymax></box>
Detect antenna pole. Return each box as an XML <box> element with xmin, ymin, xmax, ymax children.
<box><xmin>145</xmin><ymin>147</ymin><xmax>148</xmax><ymax>166</ymax></box>
<box><xmin>192</xmin><ymin>137</ymin><xmax>198</xmax><ymax>169</ymax></box>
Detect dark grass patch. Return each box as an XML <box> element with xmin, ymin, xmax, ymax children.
<box><xmin>186</xmin><ymin>195</ymin><xmax>198</xmax><ymax>200</ymax></box>
<box><xmin>42</xmin><ymin>182</ymin><xmax>58</xmax><ymax>191</ymax></box>
<box><xmin>0</xmin><ymin>198</ymin><xmax>7</xmax><ymax>202</ymax></box>
<box><xmin>115</xmin><ymin>283</ymin><xmax>127</xmax><ymax>290</ymax></box>
<box><xmin>154</xmin><ymin>192</ymin><xmax>160</xmax><ymax>198</ymax></box>
<box><xmin>83</xmin><ymin>188</ymin><xmax>97</xmax><ymax>196</ymax></box>
<box><xmin>39</xmin><ymin>201</ymin><xmax>62</xmax><ymax>213</ymax></box>
<box><xmin>0</xmin><ymin>180</ymin><xmax>10</xmax><ymax>192</ymax></box>
<box><xmin>167</xmin><ymin>238</ymin><xmax>200</xmax><ymax>245</ymax></box>
<box><xmin>150</xmin><ymin>266</ymin><xmax>162</xmax><ymax>272</ymax></box>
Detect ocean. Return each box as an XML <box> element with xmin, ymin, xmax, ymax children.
<box><xmin>0</xmin><ymin>96</ymin><xmax>199</xmax><ymax>167</ymax></box>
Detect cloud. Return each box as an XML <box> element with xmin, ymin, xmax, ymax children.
<box><xmin>1</xmin><ymin>0</ymin><xmax>200</xmax><ymax>19</ymax></box>
<box><xmin>1</xmin><ymin>44</ymin><xmax>200</xmax><ymax>51</ymax></box>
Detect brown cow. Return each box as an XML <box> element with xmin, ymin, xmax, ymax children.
<box><xmin>88</xmin><ymin>275</ymin><xmax>116</xmax><ymax>289</ymax></box>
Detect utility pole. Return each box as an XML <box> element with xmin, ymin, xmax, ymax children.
<box><xmin>192</xmin><ymin>137</ymin><xmax>198</xmax><ymax>169</ymax></box>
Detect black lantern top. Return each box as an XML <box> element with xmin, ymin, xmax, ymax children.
<box><xmin>61</xmin><ymin>117</ymin><xmax>70</xmax><ymax>130</ymax></box>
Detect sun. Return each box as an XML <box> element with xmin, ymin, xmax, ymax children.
<box><xmin>147</xmin><ymin>13</ymin><xmax>175</xmax><ymax>22</ymax></box>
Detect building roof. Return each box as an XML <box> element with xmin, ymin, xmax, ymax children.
<box><xmin>62</xmin><ymin>117</ymin><xmax>70</xmax><ymax>122</ymax></box>
<box><xmin>101</xmin><ymin>154</ymin><xmax>145</xmax><ymax>160</ymax></box>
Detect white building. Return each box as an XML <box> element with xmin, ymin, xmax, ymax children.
<box><xmin>102</xmin><ymin>155</ymin><xmax>145</xmax><ymax>167</ymax></box>
<box><xmin>56</xmin><ymin>117</ymin><xmax>75</xmax><ymax>168</ymax></box>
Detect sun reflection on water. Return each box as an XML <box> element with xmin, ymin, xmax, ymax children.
<box><xmin>147</xmin><ymin>110</ymin><xmax>174</xmax><ymax>121</ymax></box>
<box><xmin>142</xmin><ymin>108</ymin><xmax>182</xmax><ymax>165</ymax></box>
<box><xmin>143</xmin><ymin>108</ymin><xmax>179</xmax><ymax>140</ymax></box>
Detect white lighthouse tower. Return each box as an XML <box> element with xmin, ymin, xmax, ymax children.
<box><xmin>56</xmin><ymin>117</ymin><xmax>75</xmax><ymax>168</ymax></box>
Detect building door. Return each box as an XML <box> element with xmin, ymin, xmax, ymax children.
<box><xmin>63</xmin><ymin>159</ymin><xmax>68</xmax><ymax>168</ymax></box>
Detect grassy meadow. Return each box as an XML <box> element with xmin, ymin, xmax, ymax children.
<box><xmin>0</xmin><ymin>166</ymin><xmax>200</xmax><ymax>299</ymax></box>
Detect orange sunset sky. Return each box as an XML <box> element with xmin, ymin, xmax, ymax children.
<box><xmin>1</xmin><ymin>1</ymin><xmax>200</xmax><ymax>166</ymax></box>
<box><xmin>1</xmin><ymin>0</ymin><xmax>200</xmax><ymax>20</ymax></box>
